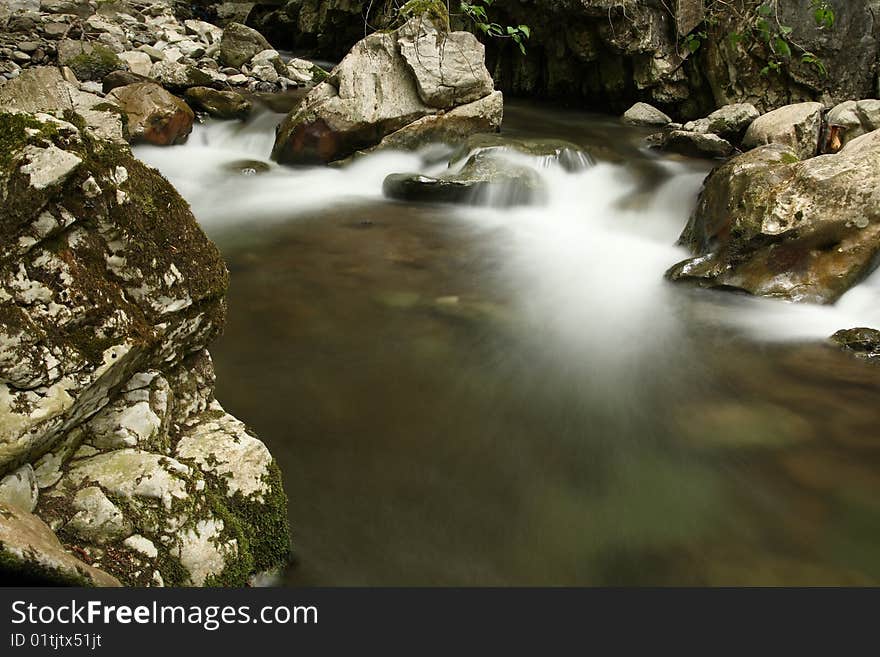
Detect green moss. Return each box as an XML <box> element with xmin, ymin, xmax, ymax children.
<box><xmin>310</xmin><ymin>64</ymin><xmax>330</xmax><ymax>83</ymax></box>
<box><xmin>398</xmin><ymin>0</ymin><xmax>450</xmax><ymax>30</ymax></box>
<box><xmin>67</xmin><ymin>44</ymin><xmax>122</xmax><ymax>82</ymax></box>
<box><xmin>0</xmin><ymin>543</ymin><xmax>93</xmax><ymax>586</ymax></box>
<box><xmin>780</xmin><ymin>152</ymin><xmax>800</xmax><ymax>164</ymax></box>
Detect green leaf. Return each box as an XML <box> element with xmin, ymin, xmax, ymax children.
<box><xmin>518</xmin><ymin>25</ymin><xmax>530</xmax><ymax>38</ymax></box>
<box><xmin>779</xmin><ymin>24</ymin><xmax>793</xmax><ymax>35</ymax></box>
<box><xmin>757</xmin><ymin>3</ymin><xmax>772</xmax><ymax>17</ymax></box>
<box><xmin>774</xmin><ymin>37</ymin><xmax>792</xmax><ymax>57</ymax></box>
<box><xmin>687</xmin><ymin>37</ymin><xmax>701</xmax><ymax>53</ymax></box>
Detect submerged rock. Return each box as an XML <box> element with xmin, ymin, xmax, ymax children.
<box><xmin>271</xmin><ymin>14</ymin><xmax>502</xmax><ymax>165</ymax></box>
<box><xmin>667</xmin><ymin>130</ymin><xmax>880</xmax><ymax>303</ymax></box>
<box><xmin>830</xmin><ymin>328</ymin><xmax>880</xmax><ymax>360</ymax></box>
<box><xmin>448</xmin><ymin>134</ymin><xmax>595</xmax><ymax>172</ymax></box>
<box><xmin>107</xmin><ymin>82</ymin><xmax>194</xmax><ymax>145</ymax></box>
<box><xmin>741</xmin><ymin>102</ymin><xmax>824</xmax><ymax>160</ymax></box>
<box><xmin>384</xmin><ymin>151</ymin><xmax>546</xmax><ymax>208</ymax></box>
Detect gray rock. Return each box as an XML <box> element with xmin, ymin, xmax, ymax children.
<box><xmin>826</xmin><ymin>99</ymin><xmax>880</xmax><ymax>149</ymax></box>
<box><xmin>704</xmin><ymin>103</ymin><xmax>760</xmax><ymax>140</ymax></box>
<box><xmin>397</xmin><ymin>16</ymin><xmax>494</xmax><ymax>109</ymax></box>
<box><xmin>0</xmin><ymin>464</ymin><xmax>38</xmax><ymax>512</ymax></box>
<box><xmin>0</xmin><ymin>502</ymin><xmax>120</xmax><ymax>586</ymax></box>
<box><xmin>271</xmin><ymin>15</ymin><xmax>501</xmax><ymax>165</ymax></box>
<box><xmin>219</xmin><ymin>21</ymin><xmax>271</xmax><ymax>69</ymax></box>
<box><xmin>622</xmin><ymin>102</ymin><xmax>671</xmax><ymax>127</ymax></box>
<box><xmin>656</xmin><ymin>130</ymin><xmax>737</xmax><ymax>159</ymax></box>
<box><xmin>742</xmin><ymin>102</ymin><xmax>824</xmax><ymax>160</ymax></box>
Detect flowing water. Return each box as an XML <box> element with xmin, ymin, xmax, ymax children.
<box><xmin>135</xmin><ymin>101</ymin><xmax>880</xmax><ymax>585</ymax></box>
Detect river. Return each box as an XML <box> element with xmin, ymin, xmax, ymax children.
<box><xmin>134</xmin><ymin>100</ymin><xmax>880</xmax><ymax>585</ymax></box>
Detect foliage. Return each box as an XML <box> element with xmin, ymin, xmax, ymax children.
<box><xmin>678</xmin><ymin>0</ymin><xmax>834</xmax><ymax>78</ymax></box>
<box><xmin>385</xmin><ymin>0</ymin><xmax>530</xmax><ymax>54</ymax></box>
<box><xmin>460</xmin><ymin>0</ymin><xmax>530</xmax><ymax>54</ymax></box>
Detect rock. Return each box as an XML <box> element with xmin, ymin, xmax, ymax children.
<box><xmin>117</xmin><ymin>50</ymin><xmax>153</xmax><ymax>77</ymax></box>
<box><xmin>742</xmin><ymin>102</ymin><xmax>824</xmax><ymax>160</ymax></box>
<box><xmin>622</xmin><ymin>102</ymin><xmax>671</xmax><ymax>127</ymax></box>
<box><xmin>107</xmin><ymin>82</ymin><xmax>194</xmax><ymax>145</ymax></box>
<box><xmin>655</xmin><ymin>130</ymin><xmax>737</xmax><ymax>159</ymax></box>
<box><xmin>57</xmin><ymin>40</ymin><xmax>123</xmax><ymax>82</ymax></box>
<box><xmin>383</xmin><ymin>150</ymin><xmax>547</xmax><ymax>207</ymax></box>
<box><xmin>397</xmin><ymin>16</ymin><xmax>494</xmax><ymax>108</ymax></box>
<box><xmin>825</xmin><ymin>99</ymin><xmax>880</xmax><ymax>150</ymax></box>
<box><xmin>63</xmin><ymin>485</ymin><xmax>132</xmax><ymax>544</ymax></box>
<box><xmin>703</xmin><ymin>103</ymin><xmax>760</xmax><ymax>141</ymax></box>
<box><xmin>667</xmin><ymin>131</ymin><xmax>880</xmax><ymax>303</ymax></box>
<box><xmin>184</xmin><ymin>87</ymin><xmax>251</xmax><ymax>120</ymax></box>
<box><xmin>0</xmin><ymin>502</ymin><xmax>120</xmax><ymax>586</ymax></box>
<box><xmin>372</xmin><ymin>91</ymin><xmax>504</xmax><ymax>153</ymax></box>
<box><xmin>271</xmin><ymin>15</ymin><xmax>501</xmax><ymax>165</ymax></box>
<box><xmin>0</xmin><ymin>464</ymin><xmax>38</xmax><ymax>512</ymax></box>
<box><xmin>447</xmin><ymin>134</ymin><xmax>595</xmax><ymax>172</ymax></box>
<box><xmin>102</xmin><ymin>69</ymin><xmax>152</xmax><ymax>93</ymax></box>
<box><xmin>0</xmin><ymin>106</ymin><xmax>290</xmax><ymax>586</ymax></box>
<box><xmin>149</xmin><ymin>60</ymin><xmax>213</xmax><ymax>92</ymax></box>
<box><xmin>830</xmin><ymin>328</ymin><xmax>880</xmax><ymax>360</ymax></box>
<box><xmin>184</xmin><ymin>19</ymin><xmax>223</xmax><ymax>45</ymax></box>
<box><xmin>218</xmin><ymin>21</ymin><xmax>271</xmax><ymax>69</ymax></box>
<box><xmin>137</xmin><ymin>44</ymin><xmax>165</xmax><ymax>62</ymax></box>
<box><xmin>0</xmin><ymin>67</ymin><xmax>126</xmax><ymax>144</ymax></box>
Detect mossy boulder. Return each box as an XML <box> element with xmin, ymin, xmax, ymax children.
<box><xmin>218</xmin><ymin>21</ymin><xmax>271</xmax><ymax>69</ymax></box>
<box><xmin>58</xmin><ymin>40</ymin><xmax>123</xmax><ymax>82</ymax></box>
<box><xmin>0</xmin><ymin>109</ymin><xmax>291</xmax><ymax>586</ymax></box>
<box><xmin>667</xmin><ymin>130</ymin><xmax>880</xmax><ymax>303</ymax></box>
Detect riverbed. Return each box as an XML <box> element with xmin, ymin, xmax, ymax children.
<box><xmin>135</xmin><ymin>100</ymin><xmax>880</xmax><ymax>585</ymax></box>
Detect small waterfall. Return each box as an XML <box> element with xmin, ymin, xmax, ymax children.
<box><xmin>135</xmin><ymin>111</ymin><xmax>880</xmax><ymax>346</ymax></box>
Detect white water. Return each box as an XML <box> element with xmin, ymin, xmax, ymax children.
<box><xmin>134</xmin><ymin>111</ymin><xmax>880</xmax><ymax>347</ymax></box>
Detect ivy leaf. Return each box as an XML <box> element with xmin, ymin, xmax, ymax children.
<box><xmin>518</xmin><ymin>25</ymin><xmax>530</xmax><ymax>38</ymax></box>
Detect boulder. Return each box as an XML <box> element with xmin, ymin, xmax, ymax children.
<box><xmin>667</xmin><ymin>131</ymin><xmax>880</xmax><ymax>303</ymax></box>
<box><xmin>655</xmin><ymin>130</ymin><xmax>737</xmax><ymax>159</ymax></box>
<box><xmin>397</xmin><ymin>15</ymin><xmax>494</xmax><ymax>108</ymax></box>
<box><xmin>117</xmin><ymin>50</ymin><xmax>153</xmax><ymax>77</ymax></box>
<box><xmin>622</xmin><ymin>102</ymin><xmax>671</xmax><ymax>127</ymax></box>
<box><xmin>184</xmin><ymin>86</ymin><xmax>252</xmax><ymax>120</ymax></box>
<box><xmin>825</xmin><ymin>99</ymin><xmax>880</xmax><ymax>150</ymax></box>
<box><xmin>107</xmin><ymin>82</ymin><xmax>194</xmax><ymax>145</ymax></box>
<box><xmin>149</xmin><ymin>60</ymin><xmax>213</xmax><ymax>92</ymax></box>
<box><xmin>0</xmin><ymin>108</ymin><xmax>290</xmax><ymax>586</ymax></box>
<box><xmin>0</xmin><ymin>67</ymin><xmax>126</xmax><ymax>144</ymax></box>
<box><xmin>271</xmin><ymin>15</ymin><xmax>502</xmax><ymax>165</ymax></box>
<box><xmin>102</xmin><ymin>69</ymin><xmax>152</xmax><ymax>93</ymax></box>
<box><xmin>218</xmin><ymin>21</ymin><xmax>271</xmax><ymax>69</ymax></box>
<box><xmin>57</xmin><ymin>40</ymin><xmax>123</xmax><ymax>82</ymax></box>
<box><xmin>742</xmin><ymin>102</ymin><xmax>824</xmax><ymax>160</ymax></box>
<box><xmin>0</xmin><ymin>502</ymin><xmax>120</xmax><ymax>586</ymax></box>
<box><xmin>702</xmin><ymin>103</ymin><xmax>759</xmax><ymax>141</ymax></box>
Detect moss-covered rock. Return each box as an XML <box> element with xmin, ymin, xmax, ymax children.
<box><xmin>667</xmin><ymin>130</ymin><xmax>880</xmax><ymax>303</ymax></box>
<box><xmin>0</xmin><ymin>108</ymin><xmax>291</xmax><ymax>586</ymax></box>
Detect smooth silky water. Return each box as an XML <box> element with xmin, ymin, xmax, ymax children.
<box><xmin>135</xmin><ymin>101</ymin><xmax>880</xmax><ymax>585</ymax></box>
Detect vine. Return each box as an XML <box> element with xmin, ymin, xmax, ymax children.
<box><xmin>680</xmin><ymin>0</ymin><xmax>835</xmax><ymax>78</ymax></box>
